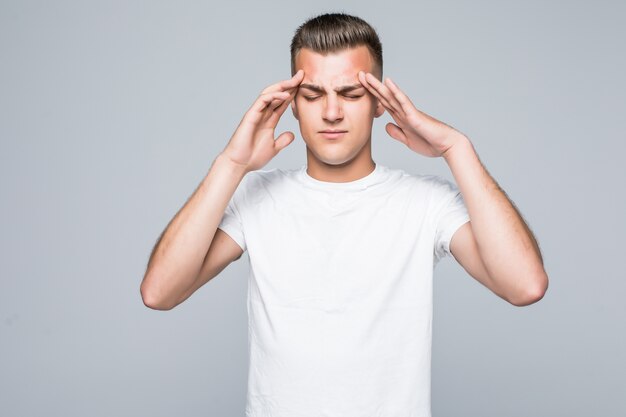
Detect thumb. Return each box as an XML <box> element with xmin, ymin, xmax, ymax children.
<box><xmin>385</xmin><ymin>122</ymin><xmax>408</xmax><ymax>146</ymax></box>
<box><xmin>274</xmin><ymin>131</ymin><xmax>295</xmax><ymax>153</ymax></box>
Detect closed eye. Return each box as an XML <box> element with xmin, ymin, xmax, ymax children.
<box><xmin>303</xmin><ymin>94</ymin><xmax>363</xmax><ymax>101</ymax></box>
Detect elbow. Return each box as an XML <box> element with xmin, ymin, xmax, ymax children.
<box><xmin>510</xmin><ymin>270</ymin><xmax>549</xmax><ymax>307</ymax></box>
<box><xmin>140</xmin><ymin>277</ymin><xmax>176</xmax><ymax>311</ymax></box>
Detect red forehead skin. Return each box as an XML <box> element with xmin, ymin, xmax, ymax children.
<box><xmin>295</xmin><ymin>45</ymin><xmax>376</xmax><ymax>90</ymax></box>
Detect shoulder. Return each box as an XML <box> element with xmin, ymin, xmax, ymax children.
<box><xmin>385</xmin><ymin>166</ymin><xmax>457</xmax><ymax>195</ymax></box>
<box><xmin>422</xmin><ymin>176</ymin><xmax>463</xmax><ymax>216</ymax></box>
<box><xmin>244</xmin><ymin>166</ymin><xmax>298</xmax><ymax>187</ymax></box>
<box><xmin>386</xmin><ymin>169</ymin><xmax>463</xmax><ymax>217</ymax></box>
<box><xmin>236</xmin><ymin>166</ymin><xmax>299</xmax><ymax>200</ymax></box>
<box><xmin>411</xmin><ymin>173</ymin><xmax>460</xmax><ymax>199</ymax></box>
<box><xmin>413</xmin><ymin>172</ymin><xmax>457</xmax><ymax>189</ymax></box>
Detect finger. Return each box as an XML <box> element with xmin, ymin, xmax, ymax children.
<box><xmin>252</xmin><ymin>91</ymin><xmax>291</xmax><ymax>113</ymax></box>
<box><xmin>269</xmin><ymin>90</ymin><xmax>294</xmax><ymax>111</ymax></box>
<box><xmin>384</xmin><ymin>77</ymin><xmax>416</xmax><ymax>113</ymax></box>
<box><xmin>261</xmin><ymin>70</ymin><xmax>304</xmax><ymax>94</ymax></box>
<box><xmin>361</xmin><ymin>72</ymin><xmax>405</xmax><ymax>116</ymax></box>
<box><xmin>367</xmin><ymin>73</ymin><xmax>405</xmax><ymax>115</ymax></box>
<box><xmin>268</xmin><ymin>98</ymin><xmax>283</xmax><ymax>112</ymax></box>
<box><xmin>385</xmin><ymin>122</ymin><xmax>408</xmax><ymax>146</ymax></box>
<box><xmin>274</xmin><ymin>131</ymin><xmax>295</xmax><ymax>153</ymax></box>
<box><xmin>358</xmin><ymin>71</ymin><xmax>392</xmax><ymax>110</ymax></box>
<box><xmin>383</xmin><ymin>77</ymin><xmax>438</xmax><ymax>132</ymax></box>
<box><xmin>358</xmin><ymin>71</ymin><xmax>398</xmax><ymax>115</ymax></box>
<box><xmin>267</xmin><ymin>87</ymin><xmax>297</xmax><ymax>123</ymax></box>
<box><xmin>266</xmin><ymin>96</ymin><xmax>288</xmax><ymax>116</ymax></box>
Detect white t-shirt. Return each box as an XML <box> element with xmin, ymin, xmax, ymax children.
<box><xmin>217</xmin><ymin>162</ymin><xmax>470</xmax><ymax>417</ymax></box>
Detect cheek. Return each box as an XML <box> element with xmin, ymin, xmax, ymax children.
<box><xmin>347</xmin><ymin>101</ymin><xmax>375</xmax><ymax>119</ymax></box>
<box><xmin>295</xmin><ymin>102</ymin><xmax>319</xmax><ymax>124</ymax></box>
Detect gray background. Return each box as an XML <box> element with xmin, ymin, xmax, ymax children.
<box><xmin>1</xmin><ymin>0</ymin><xmax>624</xmax><ymax>416</ymax></box>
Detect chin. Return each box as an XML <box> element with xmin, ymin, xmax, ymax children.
<box><xmin>313</xmin><ymin>150</ymin><xmax>360</xmax><ymax>167</ymax></box>
<box><xmin>303</xmin><ymin>135</ymin><xmax>367</xmax><ymax>165</ymax></box>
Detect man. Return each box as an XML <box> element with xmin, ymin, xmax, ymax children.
<box><xmin>141</xmin><ymin>12</ymin><xmax>548</xmax><ymax>417</ymax></box>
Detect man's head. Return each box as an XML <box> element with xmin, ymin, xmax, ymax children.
<box><xmin>289</xmin><ymin>13</ymin><xmax>385</xmax><ymax>170</ymax></box>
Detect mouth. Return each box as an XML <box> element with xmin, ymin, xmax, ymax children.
<box><xmin>319</xmin><ymin>130</ymin><xmax>347</xmax><ymax>139</ymax></box>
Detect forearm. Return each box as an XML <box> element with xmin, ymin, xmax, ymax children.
<box><xmin>141</xmin><ymin>153</ymin><xmax>248</xmax><ymax>310</ymax></box>
<box><xmin>443</xmin><ymin>135</ymin><xmax>547</xmax><ymax>300</ymax></box>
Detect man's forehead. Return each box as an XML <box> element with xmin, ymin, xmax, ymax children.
<box><xmin>300</xmin><ymin>67</ymin><xmax>364</xmax><ymax>87</ymax></box>
<box><xmin>295</xmin><ymin>46</ymin><xmax>375</xmax><ymax>85</ymax></box>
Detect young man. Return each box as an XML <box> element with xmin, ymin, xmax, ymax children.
<box><xmin>141</xmin><ymin>13</ymin><xmax>548</xmax><ymax>417</ymax></box>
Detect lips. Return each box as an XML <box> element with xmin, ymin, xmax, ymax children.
<box><xmin>320</xmin><ymin>129</ymin><xmax>348</xmax><ymax>139</ymax></box>
<box><xmin>319</xmin><ymin>130</ymin><xmax>347</xmax><ymax>139</ymax></box>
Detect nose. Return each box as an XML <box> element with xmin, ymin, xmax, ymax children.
<box><xmin>322</xmin><ymin>94</ymin><xmax>343</xmax><ymax>123</ymax></box>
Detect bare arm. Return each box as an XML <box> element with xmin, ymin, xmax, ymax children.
<box><xmin>445</xmin><ymin>139</ymin><xmax>548</xmax><ymax>306</ymax></box>
<box><xmin>140</xmin><ymin>70</ymin><xmax>304</xmax><ymax>310</ymax></box>
<box><xmin>359</xmin><ymin>72</ymin><xmax>548</xmax><ymax>306</ymax></box>
<box><xmin>140</xmin><ymin>154</ymin><xmax>247</xmax><ymax>310</ymax></box>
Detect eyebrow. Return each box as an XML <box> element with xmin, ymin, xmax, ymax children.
<box><xmin>299</xmin><ymin>83</ymin><xmax>365</xmax><ymax>94</ymax></box>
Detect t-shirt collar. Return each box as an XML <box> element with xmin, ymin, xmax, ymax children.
<box><xmin>298</xmin><ymin>162</ymin><xmax>385</xmax><ymax>191</ymax></box>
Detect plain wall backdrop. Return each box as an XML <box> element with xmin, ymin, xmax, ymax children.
<box><xmin>1</xmin><ymin>0</ymin><xmax>624</xmax><ymax>416</ymax></box>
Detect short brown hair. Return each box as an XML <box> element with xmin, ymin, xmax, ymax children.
<box><xmin>290</xmin><ymin>13</ymin><xmax>383</xmax><ymax>78</ymax></box>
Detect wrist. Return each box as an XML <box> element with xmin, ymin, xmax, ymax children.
<box><xmin>214</xmin><ymin>152</ymin><xmax>250</xmax><ymax>178</ymax></box>
<box><xmin>442</xmin><ymin>134</ymin><xmax>473</xmax><ymax>163</ymax></box>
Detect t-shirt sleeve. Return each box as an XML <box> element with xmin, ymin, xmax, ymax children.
<box><xmin>432</xmin><ymin>177</ymin><xmax>470</xmax><ymax>263</ymax></box>
<box><xmin>217</xmin><ymin>177</ymin><xmax>248</xmax><ymax>253</ymax></box>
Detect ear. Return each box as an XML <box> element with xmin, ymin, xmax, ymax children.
<box><xmin>291</xmin><ymin>100</ymin><xmax>299</xmax><ymax>120</ymax></box>
<box><xmin>374</xmin><ymin>100</ymin><xmax>385</xmax><ymax>118</ymax></box>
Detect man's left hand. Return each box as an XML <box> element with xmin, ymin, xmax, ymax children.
<box><xmin>358</xmin><ymin>71</ymin><xmax>466</xmax><ymax>158</ymax></box>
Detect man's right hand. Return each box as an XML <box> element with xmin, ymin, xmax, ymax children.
<box><xmin>221</xmin><ymin>70</ymin><xmax>304</xmax><ymax>173</ymax></box>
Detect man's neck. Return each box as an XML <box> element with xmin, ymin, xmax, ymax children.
<box><xmin>305</xmin><ymin>150</ymin><xmax>376</xmax><ymax>183</ymax></box>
